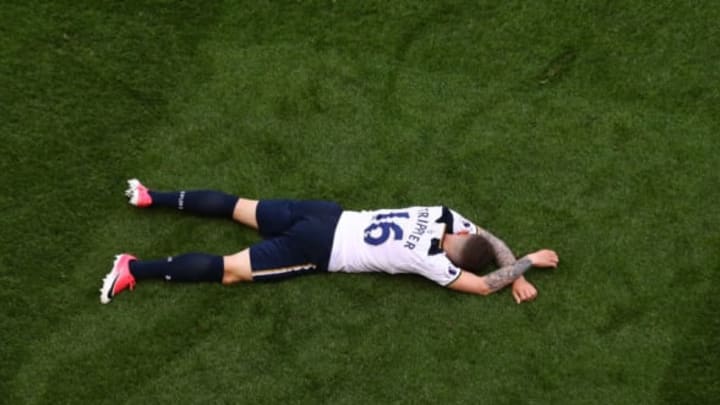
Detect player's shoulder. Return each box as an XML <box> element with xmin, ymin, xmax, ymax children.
<box><xmin>418</xmin><ymin>248</ymin><xmax>463</xmax><ymax>286</ymax></box>
<box><xmin>359</xmin><ymin>205</ymin><xmax>444</xmax><ymax>215</ymax></box>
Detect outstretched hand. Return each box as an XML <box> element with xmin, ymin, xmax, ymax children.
<box><xmin>527</xmin><ymin>249</ymin><xmax>559</xmax><ymax>268</ymax></box>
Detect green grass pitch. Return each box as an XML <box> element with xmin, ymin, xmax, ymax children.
<box><xmin>1</xmin><ymin>1</ymin><xmax>718</xmax><ymax>403</ymax></box>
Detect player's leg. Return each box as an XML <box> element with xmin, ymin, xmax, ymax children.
<box><xmin>125</xmin><ymin>178</ymin><xmax>259</xmax><ymax>229</ymax></box>
<box><xmin>232</xmin><ymin>198</ymin><xmax>259</xmax><ymax>229</ymax></box>
<box><xmin>253</xmin><ymin>199</ymin><xmax>341</xmax><ymax>239</ymax></box>
<box><xmin>227</xmin><ymin>201</ymin><xmax>343</xmax><ymax>282</ymax></box>
<box><xmin>223</xmin><ymin>240</ymin><xmax>326</xmax><ymax>283</ymax></box>
<box><xmin>99</xmin><ymin>249</ymin><xmax>253</xmax><ymax>303</ymax></box>
<box><xmin>232</xmin><ymin>198</ymin><xmax>342</xmax><ymax>235</ymax></box>
<box><xmin>216</xmin><ymin>235</ymin><xmax>328</xmax><ymax>284</ymax></box>
<box><xmin>222</xmin><ymin>249</ymin><xmax>253</xmax><ymax>284</ymax></box>
<box><xmin>99</xmin><ymin>198</ymin><xmax>342</xmax><ymax>303</ymax></box>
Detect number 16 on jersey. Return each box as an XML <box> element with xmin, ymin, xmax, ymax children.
<box><xmin>363</xmin><ymin>212</ymin><xmax>410</xmax><ymax>246</ymax></box>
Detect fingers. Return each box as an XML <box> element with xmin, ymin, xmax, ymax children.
<box><xmin>539</xmin><ymin>249</ymin><xmax>559</xmax><ymax>268</ymax></box>
<box><xmin>527</xmin><ymin>289</ymin><xmax>538</xmax><ymax>301</ymax></box>
<box><xmin>520</xmin><ymin>290</ymin><xmax>536</xmax><ymax>302</ymax></box>
<box><xmin>513</xmin><ymin>288</ymin><xmax>538</xmax><ymax>304</ymax></box>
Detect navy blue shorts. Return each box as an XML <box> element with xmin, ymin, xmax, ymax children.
<box><xmin>249</xmin><ymin>199</ymin><xmax>343</xmax><ymax>281</ymax></box>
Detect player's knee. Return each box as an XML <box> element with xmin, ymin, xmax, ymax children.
<box><xmin>222</xmin><ymin>251</ymin><xmax>253</xmax><ymax>284</ymax></box>
<box><xmin>232</xmin><ymin>199</ymin><xmax>259</xmax><ymax>229</ymax></box>
<box><xmin>222</xmin><ymin>270</ymin><xmax>245</xmax><ymax>285</ymax></box>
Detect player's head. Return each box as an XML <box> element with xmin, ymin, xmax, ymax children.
<box><xmin>450</xmin><ymin>234</ymin><xmax>495</xmax><ymax>272</ymax></box>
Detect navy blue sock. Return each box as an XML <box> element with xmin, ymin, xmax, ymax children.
<box><xmin>129</xmin><ymin>253</ymin><xmax>224</xmax><ymax>283</ymax></box>
<box><xmin>148</xmin><ymin>190</ymin><xmax>238</xmax><ymax>218</ymax></box>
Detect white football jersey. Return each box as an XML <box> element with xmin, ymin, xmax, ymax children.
<box><xmin>327</xmin><ymin>206</ymin><xmax>477</xmax><ymax>286</ymax></box>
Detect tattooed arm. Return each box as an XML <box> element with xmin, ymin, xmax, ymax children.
<box><xmin>477</xmin><ymin>226</ymin><xmax>536</xmax><ymax>301</ymax></box>
<box><xmin>447</xmin><ymin>250</ymin><xmax>559</xmax><ymax>296</ymax></box>
<box><xmin>476</xmin><ymin>227</ymin><xmax>516</xmax><ymax>267</ymax></box>
<box><xmin>483</xmin><ymin>258</ymin><xmax>534</xmax><ymax>292</ymax></box>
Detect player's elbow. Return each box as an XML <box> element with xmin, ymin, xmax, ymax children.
<box><xmin>473</xmin><ymin>278</ymin><xmax>495</xmax><ymax>296</ymax></box>
<box><xmin>476</xmin><ymin>284</ymin><xmax>492</xmax><ymax>296</ymax></box>
<box><xmin>448</xmin><ymin>272</ymin><xmax>494</xmax><ymax>296</ymax></box>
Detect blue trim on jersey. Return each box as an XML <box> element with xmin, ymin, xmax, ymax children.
<box><xmin>436</xmin><ymin>206</ymin><xmax>454</xmax><ymax>233</ymax></box>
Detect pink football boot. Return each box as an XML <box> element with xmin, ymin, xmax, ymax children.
<box><xmin>125</xmin><ymin>178</ymin><xmax>152</xmax><ymax>207</ymax></box>
<box><xmin>100</xmin><ymin>254</ymin><xmax>137</xmax><ymax>304</ymax></box>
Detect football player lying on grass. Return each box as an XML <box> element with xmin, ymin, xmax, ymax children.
<box><xmin>101</xmin><ymin>179</ymin><xmax>559</xmax><ymax>304</ymax></box>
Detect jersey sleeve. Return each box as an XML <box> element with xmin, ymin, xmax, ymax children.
<box><xmin>448</xmin><ymin>208</ymin><xmax>478</xmax><ymax>234</ymax></box>
<box><xmin>416</xmin><ymin>254</ymin><xmax>463</xmax><ymax>286</ymax></box>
